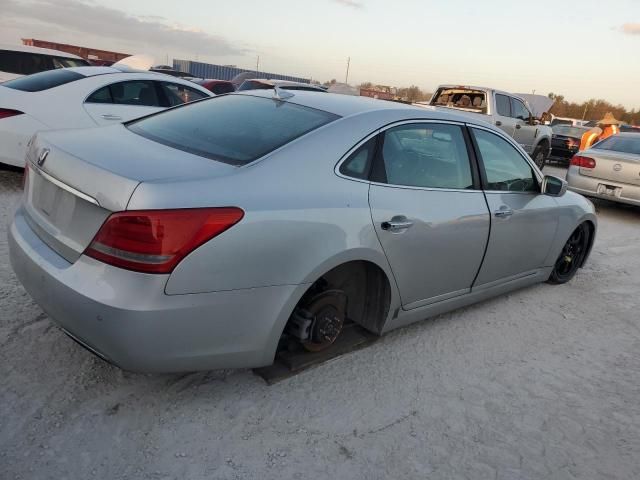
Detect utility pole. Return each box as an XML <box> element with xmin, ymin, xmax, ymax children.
<box><xmin>345</xmin><ymin>57</ymin><xmax>351</xmax><ymax>84</ymax></box>
<box><xmin>582</xmin><ymin>103</ymin><xmax>588</xmax><ymax>120</ymax></box>
<box><xmin>256</xmin><ymin>56</ymin><xmax>260</xmax><ymax>75</ymax></box>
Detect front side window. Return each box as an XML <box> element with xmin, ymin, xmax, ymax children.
<box><xmin>495</xmin><ymin>94</ymin><xmax>511</xmax><ymax>117</ymax></box>
<box><xmin>128</xmin><ymin>94</ymin><xmax>339</xmax><ymax>165</ymax></box>
<box><xmin>473</xmin><ymin>129</ymin><xmax>538</xmax><ymax>192</ymax></box>
<box><xmin>510</xmin><ymin>98</ymin><xmax>530</xmax><ymax>121</ymax></box>
<box><xmin>161</xmin><ymin>82</ymin><xmax>208</xmax><ymax>106</ymax></box>
<box><xmin>376</xmin><ymin>123</ymin><xmax>473</xmax><ymax>189</ymax></box>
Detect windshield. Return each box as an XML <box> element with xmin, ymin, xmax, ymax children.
<box><xmin>552</xmin><ymin>125</ymin><xmax>588</xmax><ymax>137</ymax></box>
<box><xmin>430</xmin><ymin>88</ymin><xmax>487</xmax><ymax>113</ymax></box>
<box><xmin>594</xmin><ymin>135</ymin><xmax>640</xmax><ymax>155</ymax></box>
<box><xmin>128</xmin><ymin>94</ymin><xmax>340</xmax><ymax>165</ymax></box>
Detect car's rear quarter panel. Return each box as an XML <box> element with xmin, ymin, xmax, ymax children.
<box><xmin>127</xmin><ymin>112</ymin><xmax>404</xmax><ymax>299</ymax></box>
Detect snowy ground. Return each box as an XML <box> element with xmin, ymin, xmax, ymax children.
<box><xmin>1</xmin><ymin>164</ymin><xmax>639</xmax><ymax>480</ymax></box>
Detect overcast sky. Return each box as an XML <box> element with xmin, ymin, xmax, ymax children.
<box><xmin>1</xmin><ymin>0</ymin><xmax>639</xmax><ymax>108</ymax></box>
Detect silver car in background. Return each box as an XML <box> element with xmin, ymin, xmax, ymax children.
<box><xmin>567</xmin><ymin>133</ymin><xmax>640</xmax><ymax>206</ymax></box>
<box><xmin>9</xmin><ymin>91</ymin><xmax>597</xmax><ymax>372</ymax></box>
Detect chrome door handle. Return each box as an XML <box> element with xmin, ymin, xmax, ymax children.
<box><xmin>101</xmin><ymin>114</ymin><xmax>122</xmax><ymax>120</ymax></box>
<box><xmin>494</xmin><ymin>207</ymin><xmax>514</xmax><ymax>218</ymax></box>
<box><xmin>381</xmin><ymin>216</ymin><xmax>413</xmax><ymax>232</ymax></box>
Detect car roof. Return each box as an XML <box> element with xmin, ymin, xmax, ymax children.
<box><xmin>239</xmin><ymin>89</ymin><xmax>483</xmax><ymax>123</ymax></box>
<box><xmin>0</xmin><ymin>43</ymin><xmax>85</xmax><ymax>59</ymax></box>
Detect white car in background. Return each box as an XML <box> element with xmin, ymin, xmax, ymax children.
<box><xmin>0</xmin><ymin>44</ymin><xmax>90</xmax><ymax>83</ymax></box>
<box><xmin>0</xmin><ymin>66</ymin><xmax>212</xmax><ymax>167</ymax></box>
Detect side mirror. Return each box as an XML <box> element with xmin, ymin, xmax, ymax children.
<box><xmin>529</xmin><ymin>115</ymin><xmax>538</xmax><ymax>126</ymax></box>
<box><xmin>542</xmin><ymin>175</ymin><xmax>568</xmax><ymax>196</ymax></box>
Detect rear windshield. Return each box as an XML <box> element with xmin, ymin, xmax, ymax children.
<box><xmin>2</xmin><ymin>68</ymin><xmax>85</xmax><ymax>91</ymax></box>
<box><xmin>0</xmin><ymin>50</ymin><xmax>88</xmax><ymax>76</ymax></box>
<box><xmin>128</xmin><ymin>94</ymin><xmax>340</xmax><ymax>165</ymax></box>
<box><xmin>430</xmin><ymin>88</ymin><xmax>487</xmax><ymax>113</ymax></box>
<box><xmin>594</xmin><ymin>136</ymin><xmax>640</xmax><ymax>155</ymax></box>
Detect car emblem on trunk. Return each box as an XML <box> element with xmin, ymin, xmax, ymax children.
<box><xmin>37</xmin><ymin>148</ymin><xmax>50</xmax><ymax>167</ymax></box>
<box><xmin>613</xmin><ymin>163</ymin><xmax>622</xmax><ymax>172</ymax></box>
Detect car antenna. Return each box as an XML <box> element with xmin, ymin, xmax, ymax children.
<box><xmin>273</xmin><ymin>85</ymin><xmax>294</xmax><ymax>101</ymax></box>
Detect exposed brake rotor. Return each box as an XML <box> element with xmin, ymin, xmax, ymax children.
<box><xmin>288</xmin><ymin>290</ymin><xmax>347</xmax><ymax>352</ymax></box>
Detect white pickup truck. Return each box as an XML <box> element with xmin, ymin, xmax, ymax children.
<box><xmin>418</xmin><ymin>85</ymin><xmax>552</xmax><ymax>168</ymax></box>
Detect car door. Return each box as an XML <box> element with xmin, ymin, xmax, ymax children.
<box><xmin>365</xmin><ymin>122</ymin><xmax>490</xmax><ymax>309</ymax></box>
<box><xmin>493</xmin><ymin>93</ymin><xmax>516</xmax><ymax>138</ymax></box>
<box><xmin>510</xmin><ymin>96</ymin><xmax>537</xmax><ymax>154</ymax></box>
<box><xmin>83</xmin><ymin>80</ymin><xmax>165</xmax><ymax>125</ymax></box>
<box><xmin>470</xmin><ymin>127</ymin><xmax>559</xmax><ymax>286</ymax></box>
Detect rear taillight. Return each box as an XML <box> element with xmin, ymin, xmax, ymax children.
<box><xmin>570</xmin><ymin>155</ymin><xmax>596</xmax><ymax>169</ymax></box>
<box><xmin>85</xmin><ymin>207</ymin><xmax>244</xmax><ymax>274</ymax></box>
<box><xmin>0</xmin><ymin>108</ymin><xmax>24</xmax><ymax>120</ymax></box>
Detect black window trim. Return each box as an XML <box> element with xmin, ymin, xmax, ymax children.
<box><xmin>468</xmin><ymin>124</ymin><xmax>543</xmax><ymax>194</ymax></box>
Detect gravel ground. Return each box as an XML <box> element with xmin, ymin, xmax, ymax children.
<box><xmin>1</xmin><ymin>164</ymin><xmax>639</xmax><ymax>480</ymax></box>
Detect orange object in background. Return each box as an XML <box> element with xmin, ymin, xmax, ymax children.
<box><xmin>579</xmin><ymin>112</ymin><xmax>621</xmax><ymax>151</ymax></box>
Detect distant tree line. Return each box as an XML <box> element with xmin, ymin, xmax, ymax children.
<box><xmin>548</xmin><ymin>93</ymin><xmax>640</xmax><ymax>125</ymax></box>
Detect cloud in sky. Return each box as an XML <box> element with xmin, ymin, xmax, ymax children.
<box><xmin>621</xmin><ymin>23</ymin><xmax>640</xmax><ymax>34</ymax></box>
<box><xmin>332</xmin><ymin>0</ymin><xmax>364</xmax><ymax>9</ymax></box>
<box><xmin>0</xmin><ymin>0</ymin><xmax>246</xmax><ymax>57</ymax></box>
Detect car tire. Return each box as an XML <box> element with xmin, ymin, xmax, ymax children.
<box><xmin>532</xmin><ymin>144</ymin><xmax>547</xmax><ymax>170</ymax></box>
<box><xmin>547</xmin><ymin>222</ymin><xmax>591</xmax><ymax>284</ymax></box>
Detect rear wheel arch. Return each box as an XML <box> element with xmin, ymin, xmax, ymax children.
<box><xmin>580</xmin><ymin>220</ymin><xmax>596</xmax><ymax>267</ymax></box>
<box><xmin>289</xmin><ymin>259</ymin><xmax>394</xmax><ymax>337</ymax></box>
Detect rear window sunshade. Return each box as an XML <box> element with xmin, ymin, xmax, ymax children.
<box><xmin>127</xmin><ymin>94</ymin><xmax>340</xmax><ymax>166</ymax></box>
<box><xmin>2</xmin><ymin>69</ymin><xmax>85</xmax><ymax>92</ymax></box>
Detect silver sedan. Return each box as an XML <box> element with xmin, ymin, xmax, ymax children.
<box><xmin>9</xmin><ymin>90</ymin><xmax>597</xmax><ymax>372</ymax></box>
<box><xmin>567</xmin><ymin>132</ymin><xmax>640</xmax><ymax>206</ymax></box>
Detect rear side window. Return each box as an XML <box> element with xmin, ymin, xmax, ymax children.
<box><xmin>340</xmin><ymin>137</ymin><xmax>377</xmax><ymax>179</ymax></box>
<box><xmin>128</xmin><ymin>95</ymin><xmax>339</xmax><ymax>165</ymax></box>
<box><xmin>2</xmin><ymin>68</ymin><xmax>85</xmax><ymax>92</ymax></box>
<box><xmin>86</xmin><ymin>81</ymin><xmax>162</xmax><ymax>106</ymax></box>
<box><xmin>375</xmin><ymin>123</ymin><xmax>474</xmax><ymax>189</ymax></box>
<box><xmin>495</xmin><ymin>94</ymin><xmax>511</xmax><ymax>117</ymax></box>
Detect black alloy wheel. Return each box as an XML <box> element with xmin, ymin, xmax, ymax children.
<box><xmin>548</xmin><ymin>223</ymin><xmax>591</xmax><ymax>284</ymax></box>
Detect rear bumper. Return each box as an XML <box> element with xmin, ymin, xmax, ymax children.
<box><xmin>8</xmin><ymin>208</ymin><xmax>305</xmax><ymax>372</ymax></box>
<box><xmin>566</xmin><ymin>166</ymin><xmax>640</xmax><ymax>207</ymax></box>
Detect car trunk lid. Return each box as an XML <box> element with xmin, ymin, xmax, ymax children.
<box><xmin>23</xmin><ymin>125</ymin><xmax>237</xmax><ymax>263</ymax></box>
<box><xmin>580</xmin><ymin>149</ymin><xmax>640</xmax><ymax>186</ymax></box>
